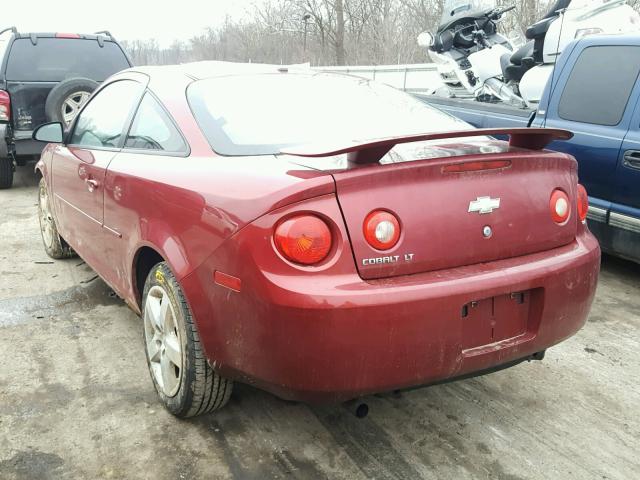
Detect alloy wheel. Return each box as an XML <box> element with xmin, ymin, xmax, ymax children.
<box><xmin>144</xmin><ymin>285</ymin><xmax>183</xmax><ymax>397</ymax></box>
<box><xmin>61</xmin><ymin>91</ymin><xmax>90</xmax><ymax>126</ymax></box>
<box><xmin>38</xmin><ymin>184</ymin><xmax>55</xmax><ymax>250</ymax></box>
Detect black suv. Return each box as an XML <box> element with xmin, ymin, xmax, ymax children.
<box><xmin>0</xmin><ymin>27</ymin><xmax>133</xmax><ymax>188</ymax></box>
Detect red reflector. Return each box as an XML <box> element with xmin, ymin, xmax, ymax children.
<box><xmin>442</xmin><ymin>160</ymin><xmax>512</xmax><ymax>173</ymax></box>
<box><xmin>56</xmin><ymin>33</ymin><xmax>81</xmax><ymax>38</ymax></box>
<box><xmin>274</xmin><ymin>215</ymin><xmax>332</xmax><ymax>265</ymax></box>
<box><xmin>577</xmin><ymin>184</ymin><xmax>588</xmax><ymax>222</ymax></box>
<box><xmin>550</xmin><ymin>189</ymin><xmax>570</xmax><ymax>224</ymax></box>
<box><xmin>214</xmin><ymin>271</ymin><xmax>241</xmax><ymax>292</ymax></box>
<box><xmin>363</xmin><ymin>210</ymin><xmax>401</xmax><ymax>250</ymax></box>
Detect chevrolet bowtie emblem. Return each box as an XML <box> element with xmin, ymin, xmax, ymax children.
<box><xmin>468</xmin><ymin>196</ymin><xmax>501</xmax><ymax>214</ymax></box>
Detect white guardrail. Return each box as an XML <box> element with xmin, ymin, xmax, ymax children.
<box><xmin>313</xmin><ymin>63</ymin><xmax>444</xmax><ymax>95</ymax></box>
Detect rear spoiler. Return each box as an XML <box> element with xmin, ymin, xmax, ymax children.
<box><xmin>281</xmin><ymin>128</ymin><xmax>573</xmax><ymax>164</ymax></box>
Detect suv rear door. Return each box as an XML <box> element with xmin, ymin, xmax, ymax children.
<box><xmin>3</xmin><ymin>36</ymin><xmax>131</xmax><ymax>131</ymax></box>
<box><xmin>609</xmin><ymin>98</ymin><xmax>640</xmax><ymax>257</ymax></box>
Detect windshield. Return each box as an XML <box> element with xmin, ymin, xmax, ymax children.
<box><xmin>440</xmin><ymin>0</ymin><xmax>496</xmax><ymax>24</ymax></box>
<box><xmin>187</xmin><ymin>73</ymin><xmax>473</xmax><ymax>156</ymax></box>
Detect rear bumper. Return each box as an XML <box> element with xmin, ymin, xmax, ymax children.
<box><xmin>184</xmin><ymin>229</ymin><xmax>600</xmax><ymax>403</ymax></box>
<box><xmin>0</xmin><ymin>125</ymin><xmax>41</xmax><ymax>159</ymax></box>
<box><xmin>13</xmin><ymin>130</ymin><xmax>42</xmax><ymax>158</ymax></box>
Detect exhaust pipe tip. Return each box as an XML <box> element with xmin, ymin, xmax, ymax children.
<box><xmin>355</xmin><ymin>403</ymin><xmax>369</xmax><ymax>419</ymax></box>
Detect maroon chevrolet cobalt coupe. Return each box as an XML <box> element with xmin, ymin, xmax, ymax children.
<box><xmin>33</xmin><ymin>62</ymin><xmax>600</xmax><ymax>417</ymax></box>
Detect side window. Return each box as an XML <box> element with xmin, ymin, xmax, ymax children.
<box><xmin>70</xmin><ymin>80</ymin><xmax>142</xmax><ymax>148</ymax></box>
<box><xmin>124</xmin><ymin>93</ymin><xmax>187</xmax><ymax>152</ymax></box>
<box><xmin>558</xmin><ymin>46</ymin><xmax>640</xmax><ymax>126</ymax></box>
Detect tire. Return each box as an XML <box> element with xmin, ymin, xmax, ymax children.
<box><xmin>37</xmin><ymin>177</ymin><xmax>76</xmax><ymax>259</ymax></box>
<box><xmin>45</xmin><ymin>78</ymin><xmax>98</xmax><ymax>126</ymax></box>
<box><xmin>0</xmin><ymin>156</ymin><xmax>13</xmax><ymax>189</ymax></box>
<box><xmin>142</xmin><ymin>262</ymin><xmax>233</xmax><ymax>418</ymax></box>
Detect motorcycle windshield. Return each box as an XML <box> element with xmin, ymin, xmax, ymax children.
<box><xmin>440</xmin><ymin>0</ymin><xmax>496</xmax><ymax>25</ymax></box>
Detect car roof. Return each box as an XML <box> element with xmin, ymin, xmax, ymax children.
<box><xmin>128</xmin><ymin>61</ymin><xmax>315</xmax><ymax>81</ymax></box>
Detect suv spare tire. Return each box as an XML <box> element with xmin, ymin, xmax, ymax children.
<box><xmin>45</xmin><ymin>78</ymin><xmax>99</xmax><ymax>126</ymax></box>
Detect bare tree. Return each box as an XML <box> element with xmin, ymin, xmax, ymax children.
<box><xmin>335</xmin><ymin>0</ymin><xmax>346</xmax><ymax>64</ymax></box>
<box><xmin>121</xmin><ymin>0</ymin><xmax>637</xmax><ymax>67</ymax></box>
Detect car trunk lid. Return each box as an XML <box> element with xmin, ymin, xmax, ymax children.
<box><xmin>282</xmin><ymin>128</ymin><xmax>578</xmax><ymax>280</ymax></box>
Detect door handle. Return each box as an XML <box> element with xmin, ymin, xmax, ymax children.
<box><xmin>85</xmin><ymin>178</ymin><xmax>99</xmax><ymax>192</ymax></box>
<box><xmin>623</xmin><ymin>150</ymin><xmax>640</xmax><ymax>171</ymax></box>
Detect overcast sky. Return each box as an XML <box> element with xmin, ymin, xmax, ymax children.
<box><xmin>5</xmin><ymin>0</ymin><xmax>258</xmax><ymax>47</ymax></box>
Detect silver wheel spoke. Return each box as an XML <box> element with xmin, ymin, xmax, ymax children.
<box><xmin>159</xmin><ymin>295</ymin><xmax>171</xmax><ymax>327</ymax></box>
<box><xmin>164</xmin><ymin>334</ymin><xmax>181</xmax><ymax>367</ymax></box>
<box><xmin>63</xmin><ymin>111</ymin><xmax>76</xmax><ymax>124</ymax></box>
<box><xmin>146</xmin><ymin>295</ymin><xmax>163</xmax><ymax>333</ymax></box>
<box><xmin>160</xmin><ymin>352</ymin><xmax>178</xmax><ymax>393</ymax></box>
<box><xmin>146</xmin><ymin>334</ymin><xmax>161</xmax><ymax>363</ymax></box>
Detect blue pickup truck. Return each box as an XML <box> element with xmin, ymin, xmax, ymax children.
<box><xmin>420</xmin><ymin>34</ymin><xmax>640</xmax><ymax>265</ymax></box>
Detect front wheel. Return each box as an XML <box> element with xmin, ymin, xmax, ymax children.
<box><xmin>142</xmin><ymin>262</ymin><xmax>233</xmax><ymax>417</ymax></box>
<box><xmin>38</xmin><ymin>177</ymin><xmax>75</xmax><ymax>258</ymax></box>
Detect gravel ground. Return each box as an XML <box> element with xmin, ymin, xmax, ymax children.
<box><xmin>1</xmin><ymin>166</ymin><xmax>638</xmax><ymax>480</ymax></box>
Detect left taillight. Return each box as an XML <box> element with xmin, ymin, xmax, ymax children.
<box><xmin>0</xmin><ymin>90</ymin><xmax>10</xmax><ymax>122</ymax></box>
<box><xmin>274</xmin><ymin>214</ymin><xmax>332</xmax><ymax>265</ymax></box>
<box><xmin>577</xmin><ymin>184</ymin><xmax>588</xmax><ymax>222</ymax></box>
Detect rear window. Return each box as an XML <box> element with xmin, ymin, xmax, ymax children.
<box><xmin>187</xmin><ymin>73</ymin><xmax>472</xmax><ymax>156</ymax></box>
<box><xmin>558</xmin><ymin>46</ymin><xmax>640</xmax><ymax>126</ymax></box>
<box><xmin>5</xmin><ymin>38</ymin><xmax>130</xmax><ymax>82</ymax></box>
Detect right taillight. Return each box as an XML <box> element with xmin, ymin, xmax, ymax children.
<box><xmin>577</xmin><ymin>184</ymin><xmax>588</xmax><ymax>222</ymax></box>
<box><xmin>550</xmin><ymin>189</ymin><xmax>570</xmax><ymax>224</ymax></box>
<box><xmin>363</xmin><ymin>210</ymin><xmax>401</xmax><ymax>250</ymax></box>
<box><xmin>274</xmin><ymin>214</ymin><xmax>332</xmax><ymax>265</ymax></box>
<box><xmin>0</xmin><ymin>90</ymin><xmax>10</xmax><ymax>122</ymax></box>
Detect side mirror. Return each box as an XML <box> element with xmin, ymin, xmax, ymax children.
<box><xmin>417</xmin><ymin>31</ymin><xmax>434</xmax><ymax>48</ymax></box>
<box><xmin>33</xmin><ymin>122</ymin><xmax>64</xmax><ymax>143</ymax></box>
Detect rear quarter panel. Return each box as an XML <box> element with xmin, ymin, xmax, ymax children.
<box><xmin>102</xmin><ymin>153</ymin><xmax>334</xmax><ymax>308</ymax></box>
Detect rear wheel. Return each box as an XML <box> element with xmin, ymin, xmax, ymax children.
<box><xmin>142</xmin><ymin>262</ymin><xmax>233</xmax><ymax>417</ymax></box>
<box><xmin>38</xmin><ymin>178</ymin><xmax>75</xmax><ymax>259</ymax></box>
<box><xmin>0</xmin><ymin>156</ymin><xmax>13</xmax><ymax>189</ymax></box>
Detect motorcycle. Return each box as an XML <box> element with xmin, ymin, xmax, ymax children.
<box><xmin>419</xmin><ymin>0</ymin><xmax>640</xmax><ymax>107</ymax></box>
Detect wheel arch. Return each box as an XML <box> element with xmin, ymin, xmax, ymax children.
<box><xmin>128</xmin><ymin>212</ymin><xmax>201</xmax><ymax>312</ymax></box>
<box><xmin>34</xmin><ymin>152</ymin><xmax>49</xmax><ymax>181</ymax></box>
<box><xmin>132</xmin><ymin>245</ymin><xmax>166</xmax><ymax>309</ymax></box>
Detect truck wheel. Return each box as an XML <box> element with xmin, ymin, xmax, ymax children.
<box><xmin>45</xmin><ymin>78</ymin><xmax>98</xmax><ymax>126</ymax></box>
<box><xmin>0</xmin><ymin>156</ymin><xmax>13</xmax><ymax>189</ymax></box>
<box><xmin>38</xmin><ymin>178</ymin><xmax>76</xmax><ymax>258</ymax></box>
<box><xmin>142</xmin><ymin>262</ymin><xmax>233</xmax><ymax>418</ymax></box>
